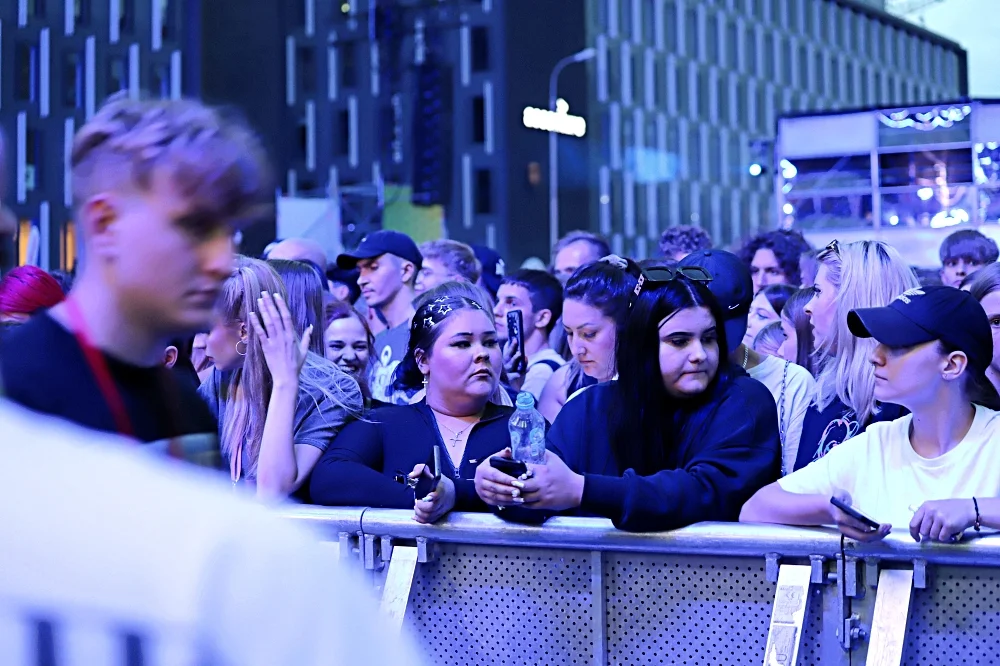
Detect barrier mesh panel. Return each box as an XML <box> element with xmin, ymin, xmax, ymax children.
<box><xmin>603</xmin><ymin>554</ymin><xmax>825</xmax><ymax>665</ymax></box>
<box><xmin>406</xmin><ymin>544</ymin><xmax>595</xmax><ymax>665</ymax></box>
<box><xmin>902</xmin><ymin>566</ymin><xmax>1000</xmax><ymax>665</ymax></box>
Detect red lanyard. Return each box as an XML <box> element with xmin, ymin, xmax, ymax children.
<box><xmin>64</xmin><ymin>298</ymin><xmax>137</xmax><ymax>439</ymax></box>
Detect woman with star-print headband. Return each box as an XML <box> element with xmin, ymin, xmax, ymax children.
<box><xmin>309</xmin><ymin>282</ymin><xmax>519</xmax><ymax>524</ymax></box>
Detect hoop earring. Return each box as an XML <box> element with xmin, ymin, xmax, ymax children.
<box><xmin>236</xmin><ymin>339</ymin><xmax>247</xmax><ymax>356</ymax></box>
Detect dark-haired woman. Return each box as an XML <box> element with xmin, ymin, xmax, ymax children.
<box><xmin>537</xmin><ymin>261</ymin><xmax>637</xmax><ymax>423</ymax></box>
<box><xmin>309</xmin><ymin>283</ymin><xmax>514</xmax><ymax>523</ymax></box>
<box><xmin>476</xmin><ymin>270</ymin><xmax>781</xmax><ymax>532</ymax></box>
<box><xmin>777</xmin><ymin>288</ymin><xmax>816</xmax><ymax>375</ymax></box>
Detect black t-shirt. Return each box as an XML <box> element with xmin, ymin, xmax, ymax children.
<box><xmin>793</xmin><ymin>396</ymin><xmax>908</xmax><ymax>472</ymax></box>
<box><xmin>0</xmin><ymin>313</ymin><xmax>220</xmax><ymax>468</ymax></box>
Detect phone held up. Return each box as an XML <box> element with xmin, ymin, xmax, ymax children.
<box><xmin>506</xmin><ymin>309</ymin><xmax>527</xmax><ymax>375</ymax></box>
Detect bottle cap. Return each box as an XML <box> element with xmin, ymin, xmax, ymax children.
<box><xmin>515</xmin><ymin>392</ymin><xmax>535</xmax><ymax>410</ymax></box>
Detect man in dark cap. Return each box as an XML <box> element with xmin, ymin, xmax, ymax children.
<box><xmin>337</xmin><ymin>230</ymin><xmax>423</xmax><ymax>403</ymax></box>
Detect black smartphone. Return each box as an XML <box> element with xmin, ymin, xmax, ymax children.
<box><xmin>490</xmin><ymin>456</ymin><xmax>528</xmax><ymax>478</ymax></box>
<box><xmin>506</xmin><ymin>310</ymin><xmax>527</xmax><ymax>374</ymax></box>
<box><xmin>830</xmin><ymin>497</ymin><xmax>880</xmax><ymax>530</ymax></box>
<box><xmin>414</xmin><ymin>446</ymin><xmax>443</xmax><ymax>499</ymax></box>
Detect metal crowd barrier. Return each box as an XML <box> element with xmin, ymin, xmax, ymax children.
<box><xmin>286</xmin><ymin>507</ymin><xmax>1000</xmax><ymax>665</ymax></box>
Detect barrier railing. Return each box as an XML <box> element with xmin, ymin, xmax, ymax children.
<box><xmin>286</xmin><ymin>508</ymin><xmax>1000</xmax><ymax>665</ymax></box>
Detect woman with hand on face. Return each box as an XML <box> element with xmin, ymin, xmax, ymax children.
<box><xmin>201</xmin><ymin>257</ymin><xmax>363</xmax><ymax>500</ymax></box>
<box><xmin>477</xmin><ymin>265</ymin><xmax>781</xmax><ymax>532</ymax></box>
<box><xmin>537</xmin><ymin>260</ymin><xmax>636</xmax><ymax>423</ymax></box>
<box><xmin>309</xmin><ymin>283</ymin><xmax>514</xmax><ymax>523</ymax></box>
<box><xmin>742</xmin><ymin>286</ymin><xmax>1000</xmax><ymax>543</ymax></box>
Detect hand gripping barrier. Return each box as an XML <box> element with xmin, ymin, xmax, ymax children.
<box><xmin>285</xmin><ymin>508</ymin><xmax>1000</xmax><ymax>665</ymax></box>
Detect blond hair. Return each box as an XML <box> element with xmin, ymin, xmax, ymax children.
<box><xmin>215</xmin><ymin>256</ymin><xmax>360</xmax><ymax>480</ymax></box>
<box><xmin>419</xmin><ymin>239</ymin><xmax>482</xmax><ymax>283</ymax></box>
<box><xmin>71</xmin><ymin>96</ymin><xmax>271</xmax><ymax>226</ymax></box>
<box><xmin>813</xmin><ymin>241</ymin><xmax>918</xmax><ymax>422</ymax></box>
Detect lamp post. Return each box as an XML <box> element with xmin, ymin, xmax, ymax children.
<box><xmin>549</xmin><ymin>47</ymin><xmax>596</xmax><ymax>251</ymax></box>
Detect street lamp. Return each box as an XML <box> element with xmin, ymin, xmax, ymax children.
<box><xmin>549</xmin><ymin>47</ymin><xmax>597</xmax><ymax>251</ymax></box>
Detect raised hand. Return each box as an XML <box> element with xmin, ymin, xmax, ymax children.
<box><xmin>249</xmin><ymin>292</ymin><xmax>312</xmax><ymax>386</ymax></box>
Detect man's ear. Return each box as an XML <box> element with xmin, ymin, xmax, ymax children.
<box><xmin>534</xmin><ymin>309</ymin><xmax>553</xmax><ymax>332</ymax></box>
<box><xmin>163</xmin><ymin>346</ymin><xmax>179</xmax><ymax>368</ymax></box>
<box><xmin>401</xmin><ymin>260</ymin><xmax>418</xmax><ymax>285</ymax></box>
<box><xmin>80</xmin><ymin>196</ymin><xmax>120</xmax><ymax>260</ymax></box>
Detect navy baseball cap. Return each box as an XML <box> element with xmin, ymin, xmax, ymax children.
<box><xmin>336</xmin><ymin>230</ymin><xmax>423</xmax><ymax>270</ymax></box>
<box><xmin>472</xmin><ymin>244</ymin><xmax>505</xmax><ymax>299</ymax></box>
<box><xmin>848</xmin><ymin>286</ymin><xmax>993</xmax><ymax>372</ymax></box>
<box><xmin>679</xmin><ymin>249</ymin><xmax>754</xmax><ymax>354</ymax></box>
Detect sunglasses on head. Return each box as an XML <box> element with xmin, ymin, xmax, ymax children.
<box><xmin>629</xmin><ymin>265</ymin><xmax>713</xmax><ymax>309</ymax></box>
<box><xmin>824</xmin><ymin>239</ymin><xmax>841</xmax><ymax>255</ymax></box>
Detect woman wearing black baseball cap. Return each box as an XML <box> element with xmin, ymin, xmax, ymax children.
<box><xmin>742</xmin><ymin>286</ymin><xmax>1000</xmax><ymax>543</ymax></box>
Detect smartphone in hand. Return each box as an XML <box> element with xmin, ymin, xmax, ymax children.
<box><xmin>490</xmin><ymin>456</ymin><xmax>528</xmax><ymax>478</ymax></box>
<box><xmin>414</xmin><ymin>446</ymin><xmax>443</xmax><ymax>499</ymax></box>
<box><xmin>506</xmin><ymin>310</ymin><xmax>527</xmax><ymax>374</ymax></box>
<box><xmin>830</xmin><ymin>496</ymin><xmax>880</xmax><ymax>530</ymax></box>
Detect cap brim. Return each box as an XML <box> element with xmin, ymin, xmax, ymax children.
<box><xmin>335</xmin><ymin>249</ymin><xmax>381</xmax><ymax>269</ymax></box>
<box><xmin>724</xmin><ymin>317</ymin><xmax>748</xmax><ymax>355</ymax></box>
<box><xmin>847</xmin><ymin>307</ymin><xmax>932</xmax><ymax>348</ymax></box>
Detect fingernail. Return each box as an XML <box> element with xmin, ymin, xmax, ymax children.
<box><xmin>511</xmin><ymin>488</ymin><xmax>520</xmax><ymax>498</ymax></box>
<box><xmin>512</xmin><ymin>480</ymin><xmax>524</xmax><ymax>489</ymax></box>
<box><xmin>273</xmin><ymin>292</ymin><xmax>282</xmax><ymax>299</ymax></box>
<box><xmin>513</xmin><ymin>497</ymin><xmax>525</xmax><ymax>504</ymax></box>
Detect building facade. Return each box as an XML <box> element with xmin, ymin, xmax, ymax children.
<box><xmin>0</xmin><ymin>0</ymin><xmax>194</xmax><ymax>272</ymax></box>
<box><xmin>588</xmin><ymin>0</ymin><xmax>967</xmax><ymax>258</ymax></box>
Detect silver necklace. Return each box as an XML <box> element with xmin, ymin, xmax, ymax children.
<box><xmin>742</xmin><ymin>345</ymin><xmax>750</xmax><ymax>369</ymax></box>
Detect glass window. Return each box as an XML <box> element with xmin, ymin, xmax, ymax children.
<box><xmin>831</xmin><ymin>56</ymin><xmax>841</xmax><ymax>98</ymax></box>
<box><xmin>879</xmin><ymin>149</ymin><xmax>973</xmax><ymax>188</ymax></box>
<box><xmin>297</xmin><ymin>47</ymin><xmax>315</xmax><ymax>95</ymax></box>
<box><xmin>698</xmin><ymin>67</ymin><xmax>710</xmax><ymax>118</ymax></box>
<box><xmin>827</xmin><ymin>4</ymin><xmax>838</xmax><ymax>45</ymax></box>
<box><xmin>471</xmin><ymin>27</ymin><xmax>489</xmax><ymax>72</ymax></box>
<box><xmin>151</xmin><ymin>62</ymin><xmax>171</xmax><ymax>99</ymax></box>
<box><xmin>707</xmin><ymin>13</ymin><xmax>720</xmax><ymax>65</ymax></box>
<box><xmin>107</xmin><ymin>56</ymin><xmax>128</xmax><ymax>95</ymax></box>
<box><xmin>726</xmin><ymin>20</ymin><xmax>738</xmax><ymax>69</ymax></box>
<box><xmin>472</xmin><ymin>96</ymin><xmax>485</xmax><ymax>143</ymax></box>
<box><xmin>28</xmin><ymin>0</ymin><xmax>46</xmax><ymax>18</ymax></box>
<box><xmin>643</xmin><ymin>0</ymin><xmax>656</xmax><ymax>43</ymax></box>
<box><xmin>621</xmin><ymin>0</ymin><xmax>632</xmax><ymax>40</ymax></box>
<box><xmin>684</xmin><ymin>7</ymin><xmax>697</xmax><ymax>58</ymax></box>
<box><xmin>62</xmin><ymin>51</ymin><xmax>83</xmax><ymax>108</ymax></box>
<box><xmin>709</xmin><ymin>131</ymin><xmax>723</xmax><ymax>183</ymax></box>
<box><xmin>26</xmin><ymin>128</ymin><xmax>43</xmax><ymax>191</ymax></box>
<box><xmin>74</xmin><ymin>0</ymin><xmax>90</xmax><ymax>26</ymax></box>
<box><xmin>115</xmin><ymin>0</ymin><xmax>135</xmax><ymax>34</ymax></box>
<box><xmin>14</xmin><ymin>42</ymin><xmax>38</xmax><ymax>102</ymax></box>
<box><xmin>608</xmin><ymin>45</ymin><xmax>620</xmax><ymax>101</ymax></box>
<box><xmin>335</xmin><ymin>110</ymin><xmax>349</xmax><ymax>156</ymax></box>
<box><xmin>763</xmin><ymin>33</ymin><xmax>775</xmax><ymax>80</ymax></box>
<box><xmin>747</xmin><ymin>26</ymin><xmax>758</xmax><ymax>74</ymax></box>
<box><xmin>782</xmin><ymin>38</ymin><xmax>793</xmax><ymax>86</ymax></box>
<box><xmin>475</xmin><ymin>169</ymin><xmax>492</xmax><ymax>214</ymax></box>
<box><xmin>340</xmin><ymin>42</ymin><xmax>356</xmax><ymax>89</ymax></box>
<box><xmin>664</xmin><ymin>1</ymin><xmax>678</xmax><ymax>51</ymax></box>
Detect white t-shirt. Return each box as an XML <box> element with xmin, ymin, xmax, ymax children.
<box><xmin>748</xmin><ymin>355</ymin><xmax>816</xmax><ymax>476</ymax></box>
<box><xmin>521</xmin><ymin>348</ymin><xmax>566</xmax><ymax>401</ymax></box>
<box><xmin>0</xmin><ymin>402</ymin><xmax>418</xmax><ymax>666</ymax></box>
<box><xmin>778</xmin><ymin>404</ymin><xmax>1000</xmax><ymax>530</ymax></box>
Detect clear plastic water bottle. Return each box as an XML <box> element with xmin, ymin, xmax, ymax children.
<box><xmin>509</xmin><ymin>392</ymin><xmax>547</xmax><ymax>464</ymax></box>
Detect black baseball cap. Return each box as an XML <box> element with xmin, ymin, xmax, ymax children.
<box><xmin>336</xmin><ymin>230</ymin><xmax>423</xmax><ymax>271</ymax></box>
<box><xmin>847</xmin><ymin>286</ymin><xmax>993</xmax><ymax>372</ymax></box>
<box><xmin>679</xmin><ymin>249</ymin><xmax>754</xmax><ymax>354</ymax></box>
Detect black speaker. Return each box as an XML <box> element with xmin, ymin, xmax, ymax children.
<box><xmin>410</xmin><ymin>62</ymin><xmax>453</xmax><ymax>207</ymax></box>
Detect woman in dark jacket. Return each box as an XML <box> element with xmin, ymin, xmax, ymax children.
<box><xmin>310</xmin><ymin>284</ymin><xmax>512</xmax><ymax>522</ymax></box>
<box><xmin>476</xmin><ymin>263</ymin><xmax>781</xmax><ymax>532</ymax></box>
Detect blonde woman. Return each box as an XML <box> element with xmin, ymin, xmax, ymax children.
<box><xmin>793</xmin><ymin>240</ymin><xmax>919</xmax><ymax>471</ymax></box>
<box><xmin>202</xmin><ymin>257</ymin><xmax>363</xmax><ymax>499</ymax></box>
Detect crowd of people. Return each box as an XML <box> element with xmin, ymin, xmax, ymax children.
<box><xmin>3</xmin><ymin>96</ymin><xmax>1000</xmax><ymax>550</ymax></box>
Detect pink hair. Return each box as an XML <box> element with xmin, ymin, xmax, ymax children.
<box><xmin>0</xmin><ymin>266</ymin><xmax>66</xmax><ymax>316</ymax></box>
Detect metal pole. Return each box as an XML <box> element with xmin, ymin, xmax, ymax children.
<box><xmin>548</xmin><ymin>47</ymin><xmax>597</xmax><ymax>251</ymax></box>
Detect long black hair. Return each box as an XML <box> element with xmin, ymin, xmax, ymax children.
<box><xmin>611</xmin><ymin>276</ymin><xmax>738</xmax><ymax>475</ymax></box>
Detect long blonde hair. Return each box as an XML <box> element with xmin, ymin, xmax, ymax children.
<box><xmin>216</xmin><ymin>256</ymin><xmax>360</xmax><ymax>479</ymax></box>
<box><xmin>813</xmin><ymin>241</ymin><xmax>918</xmax><ymax>422</ymax></box>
